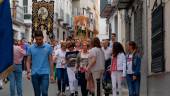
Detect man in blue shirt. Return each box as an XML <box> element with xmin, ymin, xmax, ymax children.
<box><xmin>26</xmin><ymin>31</ymin><xmax>54</xmax><ymax>96</ymax></box>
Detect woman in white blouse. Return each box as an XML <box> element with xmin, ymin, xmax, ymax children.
<box><xmin>110</xmin><ymin>42</ymin><xmax>126</xmax><ymax>96</ymax></box>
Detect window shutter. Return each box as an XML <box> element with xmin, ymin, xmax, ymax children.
<box><xmin>151</xmin><ymin>4</ymin><xmax>165</xmax><ymax>73</ymax></box>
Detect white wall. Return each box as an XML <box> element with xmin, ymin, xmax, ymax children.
<box><xmin>99</xmin><ymin>18</ymin><xmax>106</xmax><ymax>34</ymax></box>
<box><xmin>13</xmin><ymin>24</ymin><xmax>26</xmax><ymax>40</ymax></box>
<box><xmin>24</xmin><ymin>0</ymin><xmax>32</xmax><ymax>24</ymax></box>
<box><xmin>164</xmin><ymin>0</ymin><xmax>170</xmax><ymax>72</ymax></box>
<box><xmin>25</xmin><ymin>27</ymin><xmax>32</xmax><ymax>42</ymax></box>
<box><xmin>54</xmin><ymin>0</ymin><xmax>72</xmax><ymax>41</ymax></box>
<box><xmin>112</xmin><ymin>10</ymin><xmax>126</xmax><ymax>46</ymax></box>
<box><xmin>98</xmin><ymin>0</ymin><xmax>106</xmax><ymax>39</ymax></box>
<box><xmin>80</xmin><ymin>0</ymin><xmax>87</xmax><ymax>8</ymax></box>
<box><xmin>72</xmin><ymin>0</ymin><xmax>80</xmax><ymax>8</ymax></box>
<box><xmin>98</xmin><ymin>18</ymin><xmax>108</xmax><ymax>40</ymax></box>
<box><xmin>117</xmin><ymin>11</ymin><xmax>122</xmax><ymax>42</ymax></box>
<box><xmin>28</xmin><ymin>0</ymin><xmax>32</xmax><ymax>14</ymax></box>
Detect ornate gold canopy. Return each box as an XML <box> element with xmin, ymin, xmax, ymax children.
<box><xmin>74</xmin><ymin>16</ymin><xmax>88</xmax><ymax>40</ymax></box>
<box><xmin>32</xmin><ymin>0</ymin><xmax>54</xmax><ymax>39</ymax></box>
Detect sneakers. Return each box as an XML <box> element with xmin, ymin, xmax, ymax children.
<box><xmin>56</xmin><ymin>91</ymin><xmax>61</xmax><ymax>96</ymax></box>
<box><xmin>61</xmin><ymin>92</ymin><xmax>66</xmax><ymax>96</ymax></box>
<box><xmin>66</xmin><ymin>86</ymin><xmax>70</xmax><ymax>91</ymax></box>
<box><xmin>57</xmin><ymin>91</ymin><xmax>66</xmax><ymax>96</ymax></box>
<box><xmin>4</xmin><ymin>78</ymin><xmax>8</xmax><ymax>84</ymax></box>
<box><xmin>23</xmin><ymin>71</ymin><xmax>27</xmax><ymax>75</ymax></box>
<box><xmin>0</xmin><ymin>86</ymin><xmax>3</xmax><ymax>90</ymax></box>
<box><xmin>75</xmin><ymin>91</ymin><xmax>78</xmax><ymax>96</ymax></box>
<box><xmin>69</xmin><ymin>93</ymin><xmax>74</xmax><ymax>96</ymax></box>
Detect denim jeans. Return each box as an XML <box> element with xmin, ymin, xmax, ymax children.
<box><xmin>126</xmin><ymin>74</ymin><xmax>140</xmax><ymax>96</ymax></box>
<box><xmin>103</xmin><ymin>59</ymin><xmax>111</xmax><ymax>83</ymax></box>
<box><xmin>56</xmin><ymin>68</ymin><xmax>67</xmax><ymax>92</ymax></box>
<box><xmin>8</xmin><ymin>64</ymin><xmax>23</xmax><ymax>96</ymax></box>
<box><xmin>31</xmin><ymin>74</ymin><xmax>49</xmax><ymax>96</ymax></box>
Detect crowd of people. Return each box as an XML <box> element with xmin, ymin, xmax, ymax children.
<box><xmin>0</xmin><ymin>32</ymin><xmax>142</xmax><ymax>96</ymax></box>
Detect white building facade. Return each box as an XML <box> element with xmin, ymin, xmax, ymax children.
<box><xmin>10</xmin><ymin>0</ymin><xmax>26</xmax><ymax>40</ymax></box>
<box><xmin>101</xmin><ymin>0</ymin><xmax>147</xmax><ymax>95</ymax></box>
<box><xmin>23</xmin><ymin>0</ymin><xmax>32</xmax><ymax>42</ymax></box>
<box><xmin>55</xmin><ymin>0</ymin><xmax>73</xmax><ymax>41</ymax></box>
<box><xmin>72</xmin><ymin>0</ymin><xmax>100</xmax><ymax>38</ymax></box>
<box><xmin>21</xmin><ymin>0</ymin><xmax>73</xmax><ymax>42</ymax></box>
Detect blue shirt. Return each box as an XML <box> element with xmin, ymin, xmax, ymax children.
<box><xmin>27</xmin><ymin>43</ymin><xmax>52</xmax><ymax>75</ymax></box>
<box><xmin>24</xmin><ymin>43</ymin><xmax>30</xmax><ymax>55</ymax></box>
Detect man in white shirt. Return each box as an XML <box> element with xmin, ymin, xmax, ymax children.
<box><xmin>102</xmin><ymin>40</ymin><xmax>112</xmax><ymax>61</ymax></box>
<box><xmin>53</xmin><ymin>42</ymin><xmax>67</xmax><ymax>95</ymax></box>
<box><xmin>102</xmin><ymin>39</ymin><xmax>112</xmax><ymax>95</ymax></box>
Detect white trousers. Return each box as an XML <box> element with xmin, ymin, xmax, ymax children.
<box><xmin>67</xmin><ymin>67</ymin><xmax>78</xmax><ymax>93</ymax></box>
<box><xmin>111</xmin><ymin>71</ymin><xmax>123</xmax><ymax>96</ymax></box>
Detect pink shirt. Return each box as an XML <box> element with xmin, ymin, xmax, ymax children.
<box><xmin>13</xmin><ymin>45</ymin><xmax>26</xmax><ymax>64</ymax></box>
<box><xmin>111</xmin><ymin>57</ymin><xmax>117</xmax><ymax>71</ymax></box>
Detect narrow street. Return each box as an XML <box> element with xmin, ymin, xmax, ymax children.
<box><xmin>0</xmin><ymin>73</ymin><xmax>128</xmax><ymax>96</ymax></box>
<box><xmin>2</xmin><ymin>0</ymin><xmax>170</xmax><ymax>96</ymax></box>
<box><xmin>0</xmin><ymin>74</ymin><xmax>58</xmax><ymax>96</ymax></box>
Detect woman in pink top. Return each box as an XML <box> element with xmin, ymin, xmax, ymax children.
<box><xmin>111</xmin><ymin>42</ymin><xmax>126</xmax><ymax>96</ymax></box>
<box><xmin>8</xmin><ymin>40</ymin><xmax>26</xmax><ymax>96</ymax></box>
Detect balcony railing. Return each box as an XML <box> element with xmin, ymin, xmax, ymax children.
<box><xmin>73</xmin><ymin>8</ymin><xmax>81</xmax><ymax>16</ymax></box>
<box><xmin>23</xmin><ymin>6</ymin><xmax>28</xmax><ymax>14</ymax></box>
<box><xmin>88</xmin><ymin>13</ymin><xmax>94</xmax><ymax>31</ymax></box>
<box><xmin>67</xmin><ymin>17</ymin><xmax>73</xmax><ymax>29</ymax></box>
<box><xmin>113</xmin><ymin>0</ymin><xmax>134</xmax><ymax>9</ymax></box>
<box><xmin>63</xmin><ymin>14</ymin><xmax>70</xmax><ymax>26</ymax></box>
<box><xmin>88</xmin><ymin>20</ymin><xmax>94</xmax><ymax>31</ymax></box>
<box><xmin>11</xmin><ymin>5</ymin><xmax>24</xmax><ymax>23</ymax></box>
<box><xmin>100</xmin><ymin>0</ymin><xmax>115</xmax><ymax>18</ymax></box>
<box><xmin>58</xmin><ymin>8</ymin><xmax>64</xmax><ymax>21</ymax></box>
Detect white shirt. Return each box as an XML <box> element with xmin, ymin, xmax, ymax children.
<box><xmin>80</xmin><ymin>52</ymin><xmax>89</xmax><ymax>67</ymax></box>
<box><xmin>88</xmin><ymin>47</ymin><xmax>105</xmax><ymax>72</ymax></box>
<box><xmin>126</xmin><ymin>54</ymin><xmax>133</xmax><ymax>74</ymax></box>
<box><xmin>116</xmin><ymin>53</ymin><xmax>127</xmax><ymax>77</ymax></box>
<box><xmin>54</xmin><ymin>44</ymin><xmax>61</xmax><ymax>50</ymax></box>
<box><xmin>54</xmin><ymin>49</ymin><xmax>66</xmax><ymax>68</ymax></box>
<box><xmin>102</xmin><ymin>47</ymin><xmax>112</xmax><ymax>60</ymax></box>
